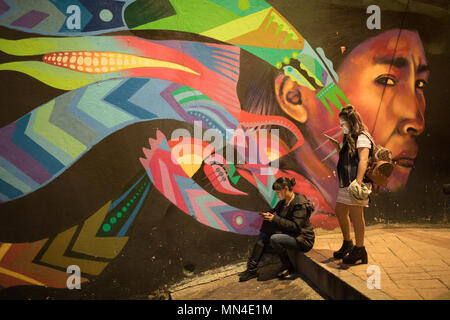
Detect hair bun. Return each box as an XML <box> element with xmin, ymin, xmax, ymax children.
<box><xmin>290</xmin><ymin>178</ymin><xmax>296</xmax><ymax>186</ymax></box>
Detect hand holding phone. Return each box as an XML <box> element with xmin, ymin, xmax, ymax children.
<box><xmin>323</xmin><ymin>133</ymin><xmax>339</xmax><ymax>144</ymax></box>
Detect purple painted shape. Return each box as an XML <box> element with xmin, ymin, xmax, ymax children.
<box><xmin>160</xmin><ymin>83</ymin><xmax>199</xmax><ymax>124</ymax></box>
<box><xmin>11</xmin><ymin>10</ymin><xmax>49</xmax><ymax>28</ymax></box>
<box><xmin>322</xmin><ymin>69</ymin><xmax>328</xmax><ymax>86</ymax></box>
<box><xmin>0</xmin><ymin>122</ymin><xmax>52</xmax><ymax>184</ymax></box>
<box><xmin>0</xmin><ymin>0</ymin><xmax>10</xmax><ymax>16</ymax></box>
<box><xmin>220</xmin><ymin>209</ymin><xmax>261</xmax><ymax>235</ymax></box>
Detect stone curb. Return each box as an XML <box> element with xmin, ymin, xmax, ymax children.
<box><xmin>290</xmin><ymin>250</ymin><xmax>392</xmax><ymax>300</ymax></box>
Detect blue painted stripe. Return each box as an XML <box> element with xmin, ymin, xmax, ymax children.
<box><xmin>0</xmin><ymin>179</ymin><xmax>23</xmax><ymax>199</ymax></box>
<box><xmin>0</xmin><ymin>193</ymin><xmax>9</xmax><ymax>202</ymax></box>
<box><xmin>11</xmin><ymin>114</ymin><xmax>64</xmax><ymax>174</ymax></box>
<box><xmin>211</xmin><ymin>47</ymin><xmax>240</xmax><ymax>57</ymax></box>
<box><xmin>212</xmin><ymin>58</ymin><xmax>239</xmax><ymax>75</ymax></box>
<box><xmin>110</xmin><ymin>174</ymin><xmax>146</xmax><ymax>211</ymax></box>
<box><xmin>211</xmin><ymin>52</ymin><xmax>240</xmax><ymax>63</ymax></box>
<box><xmin>104</xmin><ymin>78</ymin><xmax>157</xmax><ymax>120</ymax></box>
<box><xmin>117</xmin><ymin>184</ymin><xmax>150</xmax><ymax>237</ymax></box>
<box><xmin>67</xmin><ymin>86</ymin><xmax>111</xmax><ymax>136</ymax></box>
<box><xmin>0</xmin><ymin>156</ymin><xmax>40</xmax><ymax>190</ymax></box>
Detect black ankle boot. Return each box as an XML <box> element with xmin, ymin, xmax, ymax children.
<box><xmin>239</xmin><ymin>243</ymin><xmax>265</xmax><ymax>282</ymax></box>
<box><xmin>277</xmin><ymin>250</ymin><xmax>295</xmax><ymax>279</ymax></box>
<box><xmin>342</xmin><ymin>246</ymin><xmax>368</xmax><ymax>265</ymax></box>
<box><xmin>333</xmin><ymin>240</ymin><xmax>354</xmax><ymax>259</ymax></box>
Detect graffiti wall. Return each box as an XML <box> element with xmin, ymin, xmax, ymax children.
<box><xmin>0</xmin><ymin>0</ymin><xmax>448</xmax><ymax>298</ymax></box>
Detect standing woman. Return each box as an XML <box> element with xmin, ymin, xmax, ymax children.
<box><xmin>239</xmin><ymin>177</ymin><xmax>315</xmax><ymax>281</ymax></box>
<box><xmin>325</xmin><ymin>105</ymin><xmax>373</xmax><ymax>264</ymax></box>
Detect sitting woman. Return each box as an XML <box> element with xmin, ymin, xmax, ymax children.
<box><xmin>239</xmin><ymin>177</ymin><xmax>315</xmax><ymax>282</ymax></box>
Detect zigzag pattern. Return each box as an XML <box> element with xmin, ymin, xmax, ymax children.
<box><xmin>0</xmin><ymin>78</ymin><xmax>241</xmax><ymax>202</ymax></box>
<box><xmin>0</xmin><ymin>0</ymin><xmax>129</xmax><ymax>35</ymax></box>
<box><xmin>140</xmin><ymin>130</ymin><xmax>262</xmax><ymax>235</ymax></box>
<box><xmin>0</xmin><ymin>173</ymin><xmax>150</xmax><ymax>289</ymax></box>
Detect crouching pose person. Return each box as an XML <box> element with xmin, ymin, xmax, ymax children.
<box><xmin>239</xmin><ymin>177</ymin><xmax>315</xmax><ymax>282</ymax></box>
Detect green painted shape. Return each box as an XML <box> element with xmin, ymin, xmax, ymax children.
<box><xmin>238</xmin><ymin>0</ymin><xmax>250</xmax><ymax>11</ymax></box>
<box><xmin>124</xmin><ymin>0</ymin><xmax>177</xmax><ymax>29</ymax></box>
<box><xmin>316</xmin><ymin>83</ymin><xmax>350</xmax><ymax>117</ymax></box>
<box><xmin>314</xmin><ymin>58</ymin><xmax>324</xmax><ymax>83</ymax></box>
<box><xmin>298</xmin><ymin>54</ymin><xmax>315</xmax><ymax>77</ymax></box>
<box><xmin>0</xmin><ymin>37</ymin><xmax>131</xmax><ymax>57</ymax></box>
<box><xmin>265</xmin><ymin>14</ymin><xmax>274</xmax><ymax>29</ymax></box>
<box><xmin>178</xmin><ymin>94</ymin><xmax>211</xmax><ymax>105</ymax></box>
<box><xmin>102</xmin><ymin>224</ymin><xmax>111</xmax><ymax>232</ymax></box>
<box><xmin>0</xmin><ymin>61</ymin><xmax>110</xmax><ymax>91</ymax></box>
<box><xmin>209</xmin><ymin>0</ymin><xmax>270</xmax><ymax>17</ymax></box>
<box><xmin>270</xmin><ymin>194</ymin><xmax>279</xmax><ymax>207</ymax></box>
<box><xmin>171</xmin><ymin>85</ymin><xmax>196</xmax><ymax>96</ymax></box>
<box><xmin>223</xmin><ymin>163</ymin><xmax>240</xmax><ymax>185</ymax></box>
<box><xmin>237</xmin><ymin>45</ymin><xmax>300</xmax><ymax>68</ymax></box>
<box><xmin>77</xmin><ymin>80</ymin><xmax>135</xmax><ymax>128</ymax></box>
<box><xmin>133</xmin><ymin>0</ymin><xmax>240</xmax><ymax>33</ymax></box>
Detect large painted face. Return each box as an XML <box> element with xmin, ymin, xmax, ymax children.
<box><xmin>337</xmin><ymin>30</ymin><xmax>429</xmax><ymax>191</ymax></box>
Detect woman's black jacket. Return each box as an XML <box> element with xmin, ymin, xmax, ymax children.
<box><xmin>260</xmin><ymin>193</ymin><xmax>315</xmax><ymax>249</ymax></box>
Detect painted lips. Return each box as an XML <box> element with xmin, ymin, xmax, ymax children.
<box><xmin>393</xmin><ymin>157</ymin><xmax>415</xmax><ymax>168</ymax></box>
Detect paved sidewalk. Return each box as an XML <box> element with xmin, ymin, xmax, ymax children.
<box><xmin>169</xmin><ymin>257</ymin><xmax>325</xmax><ymax>300</ymax></box>
<box><xmin>300</xmin><ymin>226</ymin><xmax>450</xmax><ymax>300</ymax></box>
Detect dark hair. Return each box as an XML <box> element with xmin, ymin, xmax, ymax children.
<box><xmin>339</xmin><ymin>105</ymin><xmax>368</xmax><ymax>156</ymax></box>
<box><xmin>272</xmin><ymin>177</ymin><xmax>296</xmax><ymax>191</ymax></box>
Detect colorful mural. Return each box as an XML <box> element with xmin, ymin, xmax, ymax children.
<box><xmin>0</xmin><ymin>0</ymin><xmax>448</xmax><ymax>297</ymax></box>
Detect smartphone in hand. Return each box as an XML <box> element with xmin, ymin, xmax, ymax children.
<box><xmin>323</xmin><ymin>133</ymin><xmax>339</xmax><ymax>145</ymax></box>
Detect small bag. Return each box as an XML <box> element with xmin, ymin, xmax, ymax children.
<box><xmin>361</xmin><ymin>132</ymin><xmax>394</xmax><ymax>188</ymax></box>
<box><xmin>348</xmin><ymin>179</ymin><xmax>372</xmax><ymax>201</ymax></box>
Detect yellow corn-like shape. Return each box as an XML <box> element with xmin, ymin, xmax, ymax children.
<box><xmin>42</xmin><ymin>51</ymin><xmax>199</xmax><ymax>75</ymax></box>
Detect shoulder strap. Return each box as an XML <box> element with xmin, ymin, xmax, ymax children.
<box><xmin>294</xmin><ymin>194</ymin><xmax>314</xmax><ymax>217</ymax></box>
<box><xmin>360</xmin><ymin>131</ymin><xmax>374</xmax><ymax>151</ymax></box>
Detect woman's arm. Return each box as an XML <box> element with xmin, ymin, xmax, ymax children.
<box><xmin>324</xmin><ymin>134</ymin><xmax>341</xmax><ymax>152</ymax></box>
<box><xmin>271</xmin><ymin>205</ymin><xmax>306</xmax><ymax>233</ymax></box>
<box><xmin>356</xmin><ymin>147</ymin><xmax>370</xmax><ymax>184</ymax></box>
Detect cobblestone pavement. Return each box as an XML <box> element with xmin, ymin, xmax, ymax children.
<box><xmin>310</xmin><ymin>226</ymin><xmax>450</xmax><ymax>300</ymax></box>
<box><xmin>169</xmin><ymin>258</ymin><xmax>326</xmax><ymax>300</ymax></box>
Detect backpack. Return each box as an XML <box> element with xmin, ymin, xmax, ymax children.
<box><xmin>296</xmin><ymin>194</ymin><xmax>315</xmax><ymax>218</ymax></box>
<box><xmin>360</xmin><ymin>132</ymin><xmax>394</xmax><ymax>188</ymax></box>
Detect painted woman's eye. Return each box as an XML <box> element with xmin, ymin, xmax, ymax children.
<box><xmin>375</xmin><ymin>75</ymin><xmax>397</xmax><ymax>87</ymax></box>
<box><xmin>416</xmin><ymin>80</ymin><xmax>427</xmax><ymax>89</ymax></box>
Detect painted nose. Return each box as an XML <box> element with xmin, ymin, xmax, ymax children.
<box><xmin>399</xmin><ymin>109</ymin><xmax>425</xmax><ymax>136</ymax></box>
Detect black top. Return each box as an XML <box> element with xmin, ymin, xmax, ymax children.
<box><xmin>263</xmin><ymin>193</ymin><xmax>315</xmax><ymax>247</ymax></box>
<box><xmin>337</xmin><ymin>134</ymin><xmax>373</xmax><ymax>188</ymax></box>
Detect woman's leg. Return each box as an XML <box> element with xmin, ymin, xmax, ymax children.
<box><xmin>269</xmin><ymin>234</ymin><xmax>300</xmax><ymax>278</ymax></box>
<box><xmin>335</xmin><ymin>202</ymin><xmax>351</xmax><ymax>241</ymax></box>
<box><xmin>348</xmin><ymin>205</ymin><xmax>365</xmax><ymax>247</ymax></box>
<box><xmin>269</xmin><ymin>233</ymin><xmax>300</xmax><ymax>252</ymax></box>
<box><xmin>343</xmin><ymin>205</ymin><xmax>368</xmax><ymax>264</ymax></box>
<box><xmin>239</xmin><ymin>232</ymin><xmax>270</xmax><ymax>282</ymax></box>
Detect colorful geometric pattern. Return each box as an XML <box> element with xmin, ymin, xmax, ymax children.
<box><xmin>0</xmin><ymin>0</ymin><xmax>365</xmax><ymax>294</ymax></box>
<box><xmin>140</xmin><ymin>130</ymin><xmax>264</xmax><ymax>235</ymax></box>
<box><xmin>0</xmin><ymin>77</ymin><xmax>241</xmax><ymax>202</ymax></box>
<box><xmin>0</xmin><ymin>0</ymin><xmax>129</xmax><ymax>35</ymax></box>
<box><xmin>0</xmin><ymin>172</ymin><xmax>151</xmax><ymax>289</ymax></box>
